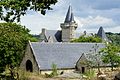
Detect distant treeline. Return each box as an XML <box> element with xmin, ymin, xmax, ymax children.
<box><xmin>106</xmin><ymin>32</ymin><xmax>120</xmax><ymax>46</ymax></box>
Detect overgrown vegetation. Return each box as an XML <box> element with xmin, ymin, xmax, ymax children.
<box><xmin>45</xmin><ymin>63</ymin><xmax>58</xmax><ymax>78</ymax></box>
<box><xmin>71</xmin><ymin>35</ymin><xmax>102</xmax><ymax>43</ymax></box>
<box><xmin>82</xmin><ymin>69</ymin><xmax>95</xmax><ymax>80</ymax></box>
<box><xmin>106</xmin><ymin>32</ymin><xmax>120</xmax><ymax>47</ymax></box>
<box><xmin>0</xmin><ymin>23</ymin><xmax>38</xmax><ymax>79</ymax></box>
<box><xmin>86</xmin><ymin>44</ymin><xmax>102</xmax><ymax>73</ymax></box>
<box><xmin>100</xmin><ymin>43</ymin><xmax>120</xmax><ymax>71</ymax></box>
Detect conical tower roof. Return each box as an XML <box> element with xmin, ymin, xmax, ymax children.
<box><xmin>64</xmin><ymin>6</ymin><xmax>72</xmax><ymax>23</ymax></box>
<box><xmin>97</xmin><ymin>26</ymin><xmax>108</xmax><ymax>41</ymax></box>
<box><xmin>64</xmin><ymin>5</ymin><xmax>76</xmax><ymax>23</ymax></box>
<box><xmin>70</xmin><ymin>12</ymin><xmax>75</xmax><ymax>23</ymax></box>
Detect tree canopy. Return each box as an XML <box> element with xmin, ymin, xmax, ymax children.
<box><xmin>71</xmin><ymin>35</ymin><xmax>102</xmax><ymax>43</ymax></box>
<box><xmin>0</xmin><ymin>23</ymin><xmax>36</xmax><ymax>74</ymax></box>
<box><xmin>100</xmin><ymin>43</ymin><xmax>120</xmax><ymax>71</ymax></box>
<box><xmin>0</xmin><ymin>0</ymin><xmax>57</xmax><ymax>22</ymax></box>
<box><xmin>106</xmin><ymin>32</ymin><xmax>120</xmax><ymax>47</ymax></box>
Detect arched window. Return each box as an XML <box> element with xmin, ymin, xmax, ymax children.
<box><xmin>26</xmin><ymin>60</ymin><xmax>33</xmax><ymax>72</ymax></box>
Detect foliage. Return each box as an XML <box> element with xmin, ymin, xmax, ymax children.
<box><xmin>18</xmin><ymin>70</ymin><xmax>30</xmax><ymax>80</ymax></box>
<box><xmin>31</xmin><ymin>34</ymin><xmax>41</xmax><ymax>42</ymax></box>
<box><xmin>0</xmin><ymin>22</ymin><xmax>35</xmax><ymax>79</ymax></box>
<box><xmin>100</xmin><ymin>43</ymin><xmax>120</xmax><ymax>71</ymax></box>
<box><xmin>83</xmin><ymin>69</ymin><xmax>95</xmax><ymax>80</ymax></box>
<box><xmin>45</xmin><ymin>63</ymin><xmax>58</xmax><ymax>78</ymax></box>
<box><xmin>86</xmin><ymin>44</ymin><xmax>102</xmax><ymax>72</ymax></box>
<box><xmin>106</xmin><ymin>32</ymin><xmax>120</xmax><ymax>47</ymax></box>
<box><xmin>51</xmin><ymin>63</ymin><xmax>58</xmax><ymax>76</ymax></box>
<box><xmin>71</xmin><ymin>35</ymin><xmax>102</xmax><ymax>43</ymax></box>
<box><xmin>0</xmin><ymin>0</ymin><xmax>57</xmax><ymax>22</ymax></box>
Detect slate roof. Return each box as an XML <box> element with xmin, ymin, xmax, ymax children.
<box><xmin>30</xmin><ymin>42</ymin><xmax>105</xmax><ymax>70</ymax></box>
<box><xmin>97</xmin><ymin>27</ymin><xmax>108</xmax><ymax>41</ymax></box>
<box><xmin>70</xmin><ymin>12</ymin><xmax>75</xmax><ymax>23</ymax></box>
<box><xmin>64</xmin><ymin>6</ymin><xmax>72</xmax><ymax>23</ymax></box>
<box><xmin>45</xmin><ymin>30</ymin><xmax>62</xmax><ymax>42</ymax></box>
<box><xmin>64</xmin><ymin>5</ymin><xmax>76</xmax><ymax>23</ymax></box>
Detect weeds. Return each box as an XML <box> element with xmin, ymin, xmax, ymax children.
<box><xmin>82</xmin><ymin>69</ymin><xmax>95</xmax><ymax>80</ymax></box>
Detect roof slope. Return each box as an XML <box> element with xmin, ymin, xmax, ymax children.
<box><xmin>97</xmin><ymin>27</ymin><xmax>108</xmax><ymax>41</ymax></box>
<box><xmin>30</xmin><ymin>42</ymin><xmax>105</xmax><ymax>70</ymax></box>
<box><xmin>40</xmin><ymin>30</ymin><xmax>62</xmax><ymax>42</ymax></box>
<box><xmin>64</xmin><ymin>6</ymin><xmax>72</xmax><ymax>23</ymax></box>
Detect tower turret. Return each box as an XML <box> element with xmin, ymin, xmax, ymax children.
<box><xmin>60</xmin><ymin>6</ymin><xmax>78</xmax><ymax>42</ymax></box>
<box><xmin>97</xmin><ymin>26</ymin><xmax>108</xmax><ymax>42</ymax></box>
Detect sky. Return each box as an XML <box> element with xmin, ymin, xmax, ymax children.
<box><xmin>15</xmin><ymin>0</ymin><xmax>120</xmax><ymax>34</ymax></box>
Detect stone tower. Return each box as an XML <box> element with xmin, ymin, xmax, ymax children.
<box><xmin>60</xmin><ymin>6</ymin><xmax>78</xmax><ymax>42</ymax></box>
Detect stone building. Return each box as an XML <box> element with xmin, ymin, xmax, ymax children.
<box><xmin>60</xmin><ymin>6</ymin><xmax>78</xmax><ymax>42</ymax></box>
<box><xmin>38</xmin><ymin>6</ymin><xmax>108</xmax><ymax>43</ymax></box>
<box><xmin>20</xmin><ymin>41</ymin><xmax>105</xmax><ymax>74</ymax></box>
<box><xmin>20</xmin><ymin>6</ymin><xmax>108</xmax><ymax>74</ymax></box>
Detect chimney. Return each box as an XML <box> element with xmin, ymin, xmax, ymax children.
<box><xmin>41</xmin><ymin>28</ymin><xmax>46</xmax><ymax>34</ymax></box>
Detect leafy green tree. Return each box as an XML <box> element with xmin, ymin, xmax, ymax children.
<box><xmin>100</xmin><ymin>43</ymin><xmax>120</xmax><ymax>71</ymax></box>
<box><xmin>0</xmin><ymin>23</ymin><xmax>35</xmax><ymax>79</ymax></box>
<box><xmin>0</xmin><ymin>0</ymin><xmax>57</xmax><ymax>22</ymax></box>
<box><xmin>106</xmin><ymin>32</ymin><xmax>120</xmax><ymax>47</ymax></box>
<box><xmin>71</xmin><ymin>35</ymin><xmax>102</xmax><ymax>43</ymax></box>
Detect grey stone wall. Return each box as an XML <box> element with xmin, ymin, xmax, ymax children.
<box><xmin>60</xmin><ymin>22</ymin><xmax>78</xmax><ymax>42</ymax></box>
<box><xmin>76</xmin><ymin>54</ymin><xmax>89</xmax><ymax>73</ymax></box>
<box><xmin>20</xmin><ymin>43</ymin><xmax>39</xmax><ymax>73</ymax></box>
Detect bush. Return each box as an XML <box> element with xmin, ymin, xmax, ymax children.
<box><xmin>83</xmin><ymin>69</ymin><xmax>95</xmax><ymax>80</ymax></box>
<box><xmin>45</xmin><ymin>63</ymin><xmax>58</xmax><ymax>78</ymax></box>
<box><xmin>71</xmin><ymin>35</ymin><xmax>102</xmax><ymax>43</ymax></box>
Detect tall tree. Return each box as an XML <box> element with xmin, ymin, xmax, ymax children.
<box><xmin>0</xmin><ymin>23</ymin><xmax>34</xmax><ymax>79</ymax></box>
<box><xmin>100</xmin><ymin>43</ymin><xmax>120</xmax><ymax>71</ymax></box>
<box><xmin>86</xmin><ymin>44</ymin><xmax>101</xmax><ymax>73</ymax></box>
<box><xmin>0</xmin><ymin>0</ymin><xmax>57</xmax><ymax>22</ymax></box>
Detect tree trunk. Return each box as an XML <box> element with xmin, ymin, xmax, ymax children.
<box><xmin>98</xmin><ymin>63</ymin><xmax>100</xmax><ymax>72</ymax></box>
<box><xmin>110</xmin><ymin>57</ymin><xmax>114</xmax><ymax>71</ymax></box>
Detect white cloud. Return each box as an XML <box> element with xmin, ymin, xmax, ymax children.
<box><xmin>80</xmin><ymin>16</ymin><xmax>115</xmax><ymax>27</ymax></box>
<box><xmin>75</xmin><ymin>16</ymin><xmax>119</xmax><ymax>33</ymax></box>
<box><xmin>20</xmin><ymin>0</ymin><xmax>120</xmax><ymax>34</ymax></box>
<box><xmin>21</xmin><ymin>11</ymin><xmax>65</xmax><ymax>34</ymax></box>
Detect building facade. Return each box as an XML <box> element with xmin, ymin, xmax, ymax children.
<box><xmin>38</xmin><ymin>6</ymin><xmax>108</xmax><ymax>43</ymax></box>
<box><xmin>20</xmin><ymin>6</ymin><xmax>108</xmax><ymax>74</ymax></box>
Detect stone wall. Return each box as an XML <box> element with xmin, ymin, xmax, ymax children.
<box><xmin>60</xmin><ymin>22</ymin><xmax>78</xmax><ymax>42</ymax></box>
<box><xmin>20</xmin><ymin>43</ymin><xmax>39</xmax><ymax>73</ymax></box>
<box><xmin>76</xmin><ymin>54</ymin><xmax>89</xmax><ymax>73</ymax></box>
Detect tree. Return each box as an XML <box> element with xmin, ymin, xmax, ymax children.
<box><xmin>0</xmin><ymin>0</ymin><xmax>57</xmax><ymax>22</ymax></box>
<box><xmin>100</xmin><ymin>43</ymin><xmax>120</xmax><ymax>71</ymax></box>
<box><xmin>106</xmin><ymin>32</ymin><xmax>120</xmax><ymax>47</ymax></box>
<box><xmin>0</xmin><ymin>23</ymin><xmax>35</xmax><ymax>79</ymax></box>
<box><xmin>71</xmin><ymin>35</ymin><xmax>102</xmax><ymax>43</ymax></box>
<box><xmin>86</xmin><ymin>44</ymin><xmax>101</xmax><ymax>73</ymax></box>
